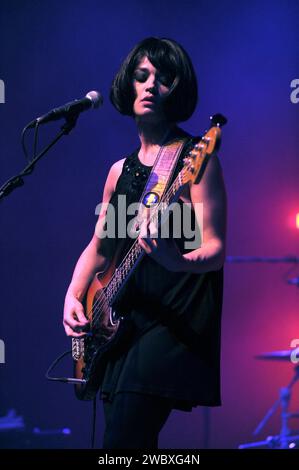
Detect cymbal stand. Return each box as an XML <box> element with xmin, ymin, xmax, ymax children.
<box><xmin>239</xmin><ymin>364</ymin><xmax>299</xmax><ymax>449</ymax></box>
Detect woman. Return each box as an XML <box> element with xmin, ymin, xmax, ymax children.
<box><xmin>63</xmin><ymin>37</ymin><xmax>227</xmax><ymax>448</ymax></box>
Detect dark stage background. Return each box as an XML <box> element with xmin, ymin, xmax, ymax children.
<box><xmin>0</xmin><ymin>0</ymin><xmax>299</xmax><ymax>449</ymax></box>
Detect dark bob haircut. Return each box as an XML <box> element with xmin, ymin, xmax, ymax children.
<box><xmin>110</xmin><ymin>37</ymin><xmax>198</xmax><ymax>123</ymax></box>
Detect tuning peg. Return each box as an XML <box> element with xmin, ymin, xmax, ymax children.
<box><xmin>210</xmin><ymin>113</ymin><xmax>228</xmax><ymax>127</ymax></box>
<box><xmin>193</xmin><ymin>144</ymin><xmax>204</xmax><ymax>152</ymax></box>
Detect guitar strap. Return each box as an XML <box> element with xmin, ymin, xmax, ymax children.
<box><xmin>131</xmin><ymin>137</ymin><xmax>188</xmax><ymax>235</ymax></box>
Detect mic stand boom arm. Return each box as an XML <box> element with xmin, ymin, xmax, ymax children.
<box><xmin>0</xmin><ymin>116</ymin><xmax>77</xmax><ymax>202</ymax></box>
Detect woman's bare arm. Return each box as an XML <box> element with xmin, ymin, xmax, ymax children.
<box><xmin>63</xmin><ymin>158</ymin><xmax>125</xmax><ymax>336</ymax></box>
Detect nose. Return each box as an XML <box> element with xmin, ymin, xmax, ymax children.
<box><xmin>145</xmin><ymin>74</ymin><xmax>157</xmax><ymax>93</ymax></box>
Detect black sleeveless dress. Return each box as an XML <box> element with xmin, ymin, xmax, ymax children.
<box><xmin>99</xmin><ymin>130</ymin><xmax>224</xmax><ymax>411</ymax></box>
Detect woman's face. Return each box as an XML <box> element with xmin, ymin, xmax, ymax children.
<box><xmin>132</xmin><ymin>56</ymin><xmax>173</xmax><ymax>121</ymax></box>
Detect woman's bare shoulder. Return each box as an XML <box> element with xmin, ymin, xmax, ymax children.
<box><xmin>106</xmin><ymin>157</ymin><xmax>126</xmax><ymax>194</ymax></box>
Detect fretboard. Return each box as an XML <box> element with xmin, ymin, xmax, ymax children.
<box><xmin>104</xmin><ymin>170</ymin><xmax>183</xmax><ymax>306</ymax></box>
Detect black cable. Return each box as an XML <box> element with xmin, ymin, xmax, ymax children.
<box><xmin>46</xmin><ymin>349</ymin><xmax>98</xmax><ymax>449</ymax></box>
<box><xmin>1</xmin><ymin>123</ymin><xmax>74</xmax><ymax>201</ymax></box>
<box><xmin>33</xmin><ymin>121</ymin><xmax>40</xmax><ymax>160</ymax></box>
<box><xmin>45</xmin><ymin>350</ymin><xmax>72</xmax><ymax>382</ymax></box>
<box><xmin>21</xmin><ymin>124</ymin><xmax>30</xmax><ymax>160</ymax></box>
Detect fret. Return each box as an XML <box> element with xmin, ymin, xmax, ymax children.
<box><xmin>105</xmin><ymin>170</ymin><xmax>184</xmax><ymax>307</ymax></box>
<box><xmin>102</xmin><ymin>136</ymin><xmax>212</xmax><ymax>307</ymax></box>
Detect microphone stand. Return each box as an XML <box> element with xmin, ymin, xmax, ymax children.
<box><xmin>226</xmin><ymin>256</ymin><xmax>299</xmax><ymax>263</ymax></box>
<box><xmin>0</xmin><ymin>116</ymin><xmax>77</xmax><ymax>202</ymax></box>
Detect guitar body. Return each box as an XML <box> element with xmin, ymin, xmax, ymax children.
<box><xmin>74</xmin><ymin>256</ymin><xmax>128</xmax><ymax>400</ymax></box>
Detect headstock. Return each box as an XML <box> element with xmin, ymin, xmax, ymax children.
<box><xmin>181</xmin><ymin>113</ymin><xmax>227</xmax><ymax>185</ymax></box>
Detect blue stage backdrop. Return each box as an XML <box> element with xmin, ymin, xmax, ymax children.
<box><xmin>0</xmin><ymin>0</ymin><xmax>298</xmax><ymax>448</ymax></box>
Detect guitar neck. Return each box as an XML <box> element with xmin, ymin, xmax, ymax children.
<box><xmin>104</xmin><ymin>114</ymin><xmax>223</xmax><ymax>306</ymax></box>
<box><xmin>104</xmin><ymin>170</ymin><xmax>183</xmax><ymax>306</ymax></box>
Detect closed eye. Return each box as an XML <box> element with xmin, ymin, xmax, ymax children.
<box><xmin>133</xmin><ymin>70</ymin><xmax>148</xmax><ymax>82</ymax></box>
<box><xmin>133</xmin><ymin>68</ymin><xmax>174</xmax><ymax>88</ymax></box>
<box><xmin>158</xmin><ymin>74</ymin><xmax>173</xmax><ymax>87</ymax></box>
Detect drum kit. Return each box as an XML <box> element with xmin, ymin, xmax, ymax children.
<box><xmin>238</xmin><ymin>348</ymin><xmax>299</xmax><ymax>449</ymax></box>
<box><xmin>226</xmin><ymin>256</ymin><xmax>299</xmax><ymax>449</ymax></box>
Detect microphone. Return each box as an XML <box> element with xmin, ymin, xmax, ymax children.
<box><xmin>27</xmin><ymin>90</ymin><xmax>103</xmax><ymax>128</ymax></box>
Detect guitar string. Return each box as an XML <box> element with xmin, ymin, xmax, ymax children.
<box><xmin>89</xmin><ymin>149</ymin><xmax>206</xmax><ymax>330</ymax></box>
<box><xmin>87</xmin><ymin>142</ymin><xmax>206</xmax><ymax>330</ymax></box>
<box><xmin>89</xmin><ymin>170</ymin><xmax>183</xmax><ymax>328</ymax></box>
<box><xmin>88</xmin><ymin>169</ymin><xmax>184</xmax><ymax>329</ymax></box>
<box><xmin>87</xmin><ymin>140</ymin><xmax>187</xmax><ymax>328</ymax></box>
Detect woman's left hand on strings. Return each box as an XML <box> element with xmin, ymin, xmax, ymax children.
<box><xmin>138</xmin><ymin>219</ymin><xmax>184</xmax><ymax>272</ymax></box>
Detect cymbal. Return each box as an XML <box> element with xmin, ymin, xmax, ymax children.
<box><xmin>255</xmin><ymin>348</ymin><xmax>299</xmax><ymax>361</ymax></box>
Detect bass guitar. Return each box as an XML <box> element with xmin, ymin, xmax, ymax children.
<box><xmin>72</xmin><ymin>113</ymin><xmax>227</xmax><ymax>400</ymax></box>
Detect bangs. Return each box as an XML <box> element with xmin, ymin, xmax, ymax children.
<box><xmin>133</xmin><ymin>42</ymin><xmax>179</xmax><ymax>82</ymax></box>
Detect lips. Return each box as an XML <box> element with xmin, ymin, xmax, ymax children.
<box><xmin>141</xmin><ymin>96</ymin><xmax>156</xmax><ymax>103</ymax></box>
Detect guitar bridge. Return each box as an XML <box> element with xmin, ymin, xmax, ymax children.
<box><xmin>72</xmin><ymin>338</ymin><xmax>84</xmax><ymax>361</ymax></box>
